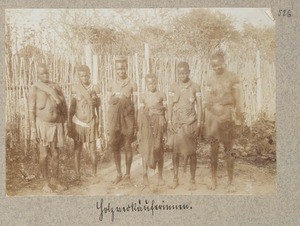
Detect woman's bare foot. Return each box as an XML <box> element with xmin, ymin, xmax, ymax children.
<box><xmin>55</xmin><ymin>183</ymin><xmax>67</xmax><ymax>192</ymax></box>
<box><xmin>143</xmin><ymin>175</ymin><xmax>149</xmax><ymax>186</ymax></box>
<box><xmin>157</xmin><ymin>177</ymin><xmax>165</xmax><ymax>186</ymax></box>
<box><xmin>112</xmin><ymin>174</ymin><xmax>123</xmax><ymax>184</ymax></box>
<box><xmin>226</xmin><ymin>183</ymin><xmax>236</xmax><ymax>193</ymax></box>
<box><xmin>42</xmin><ymin>183</ymin><xmax>53</xmax><ymax>193</ymax></box>
<box><xmin>50</xmin><ymin>178</ymin><xmax>67</xmax><ymax>192</ymax></box>
<box><xmin>188</xmin><ymin>179</ymin><xmax>197</xmax><ymax>191</ymax></box>
<box><xmin>169</xmin><ymin>178</ymin><xmax>179</xmax><ymax>189</ymax></box>
<box><xmin>72</xmin><ymin>175</ymin><xmax>81</xmax><ymax>183</ymax></box>
<box><xmin>91</xmin><ymin>176</ymin><xmax>101</xmax><ymax>184</ymax></box>
<box><xmin>122</xmin><ymin>174</ymin><xmax>131</xmax><ymax>185</ymax></box>
<box><xmin>208</xmin><ymin>178</ymin><xmax>217</xmax><ymax>190</ymax></box>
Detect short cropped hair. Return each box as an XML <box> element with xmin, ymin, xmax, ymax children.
<box><xmin>177</xmin><ymin>61</ymin><xmax>190</xmax><ymax>70</ymax></box>
<box><xmin>115</xmin><ymin>56</ymin><xmax>128</xmax><ymax>63</ymax></box>
<box><xmin>211</xmin><ymin>50</ymin><xmax>226</xmax><ymax>62</ymax></box>
<box><xmin>37</xmin><ymin>63</ymin><xmax>48</xmax><ymax>69</ymax></box>
<box><xmin>145</xmin><ymin>74</ymin><xmax>157</xmax><ymax>82</ymax></box>
<box><xmin>77</xmin><ymin>65</ymin><xmax>90</xmax><ymax>74</ymax></box>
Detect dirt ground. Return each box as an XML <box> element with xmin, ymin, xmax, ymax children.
<box><xmin>6</xmin><ymin>140</ymin><xmax>276</xmax><ymax>196</ymax></box>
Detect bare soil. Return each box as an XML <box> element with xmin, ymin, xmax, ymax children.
<box><xmin>6</xmin><ymin>140</ymin><xmax>276</xmax><ymax>196</ymax></box>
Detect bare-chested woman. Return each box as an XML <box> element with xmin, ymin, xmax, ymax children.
<box><xmin>107</xmin><ymin>56</ymin><xmax>138</xmax><ymax>184</ymax></box>
<box><xmin>28</xmin><ymin>63</ymin><xmax>68</xmax><ymax>192</ymax></box>
<box><xmin>138</xmin><ymin>74</ymin><xmax>167</xmax><ymax>186</ymax></box>
<box><xmin>168</xmin><ymin>62</ymin><xmax>203</xmax><ymax>191</ymax></box>
<box><xmin>203</xmin><ymin>51</ymin><xmax>244</xmax><ymax>193</ymax></box>
<box><xmin>68</xmin><ymin>65</ymin><xmax>101</xmax><ymax>182</ymax></box>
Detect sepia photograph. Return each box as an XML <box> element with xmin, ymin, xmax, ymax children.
<box><xmin>5</xmin><ymin>8</ymin><xmax>276</xmax><ymax>196</ymax></box>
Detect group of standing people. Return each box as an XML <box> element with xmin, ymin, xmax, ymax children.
<box><xmin>28</xmin><ymin>50</ymin><xmax>243</xmax><ymax>193</ymax></box>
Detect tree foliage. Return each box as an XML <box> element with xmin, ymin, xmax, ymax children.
<box><xmin>242</xmin><ymin>23</ymin><xmax>275</xmax><ymax>61</ymax></box>
<box><xmin>5</xmin><ymin>9</ymin><xmax>275</xmax><ymax>60</ymax></box>
<box><xmin>170</xmin><ymin>9</ymin><xmax>239</xmax><ymax>57</ymax></box>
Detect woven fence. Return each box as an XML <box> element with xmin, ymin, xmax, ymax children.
<box><xmin>5</xmin><ymin>53</ymin><xmax>275</xmax><ymax>150</ymax></box>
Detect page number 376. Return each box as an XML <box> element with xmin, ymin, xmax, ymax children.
<box><xmin>278</xmin><ymin>9</ymin><xmax>292</xmax><ymax>17</ymax></box>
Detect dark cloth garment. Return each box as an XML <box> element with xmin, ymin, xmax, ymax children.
<box><xmin>108</xmin><ymin>97</ymin><xmax>134</xmax><ymax>152</ymax></box>
<box><xmin>107</xmin><ymin>77</ymin><xmax>136</xmax><ymax>152</ymax></box>
<box><xmin>169</xmin><ymin>117</ymin><xmax>198</xmax><ymax>157</ymax></box>
<box><xmin>203</xmin><ymin>70</ymin><xmax>240</xmax><ymax>145</ymax></box>
<box><xmin>168</xmin><ymin>80</ymin><xmax>200</xmax><ymax>157</ymax></box>
<box><xmin>108</xmin><ymin>97</ymin><xmax>134</xmax><ymax>136</ymax></box>
<box><xmin>218</xmin><ymin>121</ymin><xmax>236</xmax><ymax>149</ymax></box>
<box><xmin>70</xmin><ymin>115</ymin><xmax>97</xmax><ymax>143</ymax></box>
<box><xmin>139</xmin><ymin>105</ymin><xmax>166</xmax><ymax>170</ymax></box>
<box><xmin>206</xmin><ymin>119</ymin><xmax>236</xmax><ymax>147</ymax></box>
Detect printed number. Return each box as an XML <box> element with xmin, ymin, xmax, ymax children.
<box><xmin>278</xmin><ymin>9</ymin><xmax>292</xmax><ymax>17</ymax></box>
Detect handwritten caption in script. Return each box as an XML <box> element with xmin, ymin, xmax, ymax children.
<box><xmin>96</xmin><ymin>198</ymin><xmax>193</xmax><ymax>222</ymax></box>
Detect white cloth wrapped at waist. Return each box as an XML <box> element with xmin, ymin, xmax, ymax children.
<box><xmin>72</xmin><ymin>115</ymin><xmax>91</xmax><ymax>128</ymax></box>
